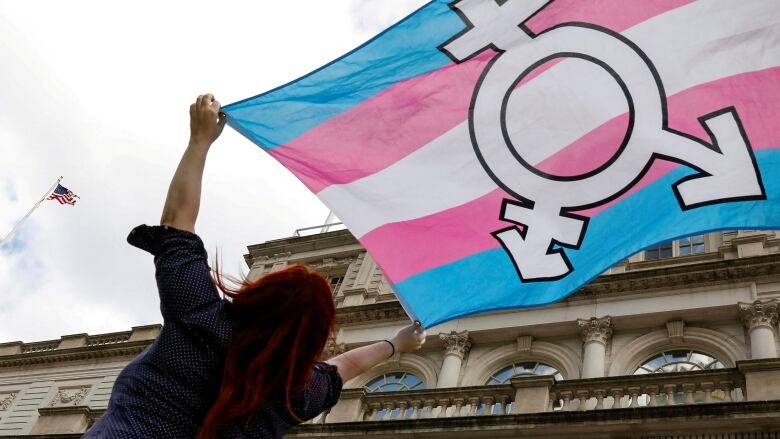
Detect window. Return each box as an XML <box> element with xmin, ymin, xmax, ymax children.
<box><xmin>365</xmin><ymin>372</ymin><xmax>425</xmax><ymax>393</ymax></box>
<box><xmin>633</xmin><ymin>350</ymin><xmax>724</xmax><ymax>374</ymax></box>
<box><xmin>645</xmin><ymin>235</ymin><xmax>706</xmax><ymax>260</ymax></box>
<box><xmin>678</xmin><ymin>235</ymin><xmax>705</xmax><ymax>256</ymax></box>
<box><xmin>645</xmin><ymin>240</ymin><xmax>673</xmax><ymax>260</ymax></box>
<box><xmin>485</xmin><ymin>362</ymin><xmax>564</xmax><ymax>413</ymax></box>
<box><xmin>365</xmin><ymin>372</ymin><xmax>426</xmax><ymax>419</ymax></box>
<box><xmin>631</xmin><ymin>350</ymin><xmax>727</xmax><ymax>405</ymax></box>
<box><xmin>485</xmin><ymin>361</ymin><xmax>563</xmax><ymax>385</ymax></box>
<box><xmin>328</xmin><ymin>276</ymin><xmax>344</xmax><ymax>296</ymax></box>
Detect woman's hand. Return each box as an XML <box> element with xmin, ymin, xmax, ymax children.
<box><xmin>389</xmin><ymin>322</ymin><xmax>427</xmax><ymax>353</ymax></box>
<box><xmin>326</xmin><ymin>322</ymin><xmax>427</xmax><ymax>382</ymax></box>
<box><xmin>160</xmin><ymin>94</ymin><xmax>225</xmax><ymax>232</ymax></box>
<box><xmin>189</xmin><ymin>93</ymin><xmax>226</xmax><ymax>146</ymax></box>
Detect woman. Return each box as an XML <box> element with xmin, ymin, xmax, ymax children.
<box><xmin>84</xmin><ymin>94</ymin><xmax>426</xmax><ymax>438</ymax></box>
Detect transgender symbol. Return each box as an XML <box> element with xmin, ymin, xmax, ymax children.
<box><xmin>441</xmin><ymin>0</ymin><xmax>766</xmax><ymax>281</ymax></box>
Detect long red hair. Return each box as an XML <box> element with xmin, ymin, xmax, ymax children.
<box><xmin>198</xmin><ymin>264</ymin><xmax>336</xmax><ymax>438</ymax></box>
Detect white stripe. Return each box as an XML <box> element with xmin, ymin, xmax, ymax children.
<box><xmin>319</xmin><ymin>0</ymin><xmax>780</xmax><ymax>238</ymax></box>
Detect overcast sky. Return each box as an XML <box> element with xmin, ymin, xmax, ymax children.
<box><xmin>0</xmin><ymin>0</ymin><xmax>427</xmax><ymax>342</ymax></box>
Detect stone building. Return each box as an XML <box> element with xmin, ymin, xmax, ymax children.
<box><xmin>2</xmin><ymin>230</ymin><xmax>780</xmax><ymax>438</ymax></box>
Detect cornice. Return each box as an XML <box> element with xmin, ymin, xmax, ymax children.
<box><xmin>335</xmin><ymin>301</ymin><xmax>410</xmax><ymax>326</ymax></box>
<box><xmin>334</xmin><ymin>254</ymin><xmax>780</xmax><ymax>325</ymax></box>
<box><xmin>0</xmin><ymin>340</ymin><xmax>153</xmax><ymax>369</ymax></box>
<box><xmin>245</xmin><ymin>230</ymin><xmax>360</xmax><ymax>266</ymax></box>
<box><xmin>569</xmin><ymin>253</ymin><xmax>780</xmax><ymax>301</ymax></box>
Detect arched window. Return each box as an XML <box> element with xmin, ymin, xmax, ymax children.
<box><xmin>483</xmin><ymin>362</ymin><xmax>563</xmax><ymax>413</ymax></box>
<box><xmin>485</xmin><ymin>361</ymin><xmax>564</xmax><ymax>385</ymax></box>
<box><xmin>633</xmin><ymin>350</ymin><xmax>724</xmax><ymax>375</ymax></box>
<box><xmin>631</xmin><ymin>350</ymin><xmax>728</xmax><ymax>406</ymax></box>
<box><xmin>364</xmin><ymin>372</ymin><xmax>425</xmax><ymax>420</ymax></box>
<box><xmin>365</xmin><ymin>372</ymin><xmax>425</xmax><ymax>393</ymax></box>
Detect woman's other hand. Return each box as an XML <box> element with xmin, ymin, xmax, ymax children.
<box><xmin>390</xmin><ymin>322</ymin><xmax>426</xmax><ymax>353</ymax></box>
<box><xmin>189</xmin><ymin>93</ymin><xmax>226</xmax><ymax>146</ymax></box>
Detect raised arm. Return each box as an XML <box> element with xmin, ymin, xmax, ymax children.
<box><xmin>160</xmin><ymin>94</ymin><xmax>226</xmax><ymax>232</ymax></box>
<box><xmin>326</xmin><ymin>322</ymin><xmax>426</xmax><ymax>382</ymax></box>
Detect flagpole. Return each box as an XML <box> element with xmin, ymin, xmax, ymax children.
<box><xmin>0</xmin><ymin>176</ymin><xmax>62</xmax><ymax>249</ymax></box>
<box><xmin>320</xmin><ymin>210</ymin><xmax>336</xmax><ymax>233</ymax></box>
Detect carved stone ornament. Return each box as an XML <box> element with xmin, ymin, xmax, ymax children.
<box><xmin>666</xmin><ymin>320</ymin><xmax>685</xmax><ymax>343</ymax></box>
<box><xmin>0</xmin><ymin>392</ymin><xmax>16</xmax><ymax>411</ymax></box>
<box><xmin>739</xmin><ymin>300</ymin><xmax>779</xmax><ymax>331</ymax></box>
<box><xmin>49</xmin><ymin>387</ymin><xmax>90</xmax><ymax>407</ymax></box>
<box><xmin>516</xmin><ymin>335</ymin><xmax>533</xmax><ymax>354</ymax></box>
<box><xmin>440</xmin><ymin>331</ymin><xmax>472</xmax><ymax>359</ymax></box>
<box><xmin>321</xmin><ymin>336</ymin><xmax>348</xmax><ymax>360</ymax></box>
<box><xmin>577</xmin><ymin>316</ymin><xmax>614</xmax><ymax>345</ymax></box>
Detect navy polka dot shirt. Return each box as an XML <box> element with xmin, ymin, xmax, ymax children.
<box><xmin>84</xmin><ymin>225</ymin><xmax>342</xmax><ymax>438</ymax></box>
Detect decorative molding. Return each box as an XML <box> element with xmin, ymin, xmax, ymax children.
<box><xmin>516</xmin><ymin>336</ymin><xmax>533</xmax><ymax>354</ymax></box>
<box><xmin>440</xmin><ymin>331</ymin><xmax>472</xmax><ymax>359</ymax></box>
<box><xmin>739</xmin><ymin>300</ymin><xmax>779</xmax><ymax>332</ymax></box>
<box><xmin>348</xmin><ymin>353</ymin><xmax>439</xmax><ymax>391</ymax></box>
<box><xmin>577</xmin><ymin>317</ymin><xmax>613</xmax><ymax>345</ymax></box>
<box><xmin>0</xmin><ymin>341</ymin><xmax>153</xmax><ymax>369</ymax></box>
<box><xmin>321</xmin><ymin>336</ymin><xmax>348</xmax><ymax>361</ymax></box>
<box><xmin>309</xmin><ymin>256</ymin><xmax>355</xmax><ymax>272</ymax></box>
<box><xmin>244</xmin><ymin>229</ymin><xmax>360</xmax><ymax>268</ymax></box>
<box><xmin>571</xmin><ymin>254</ymin><xmax>780</xmax><ymax>301</ymax></box>
<box><xmin>49</xmin><ymin>387</ymin><xmax>90</xmax><ymax>407</ymax></box>
<box><xmin>461</xmin><ymin>341</ymin><xmax>581</xmax><ymax>386</ymax></box>
<box><xmin>335</xmin><ymin>301</ymin><xmax>409</xmax><ymax>325</ymax></box>
<box><xmin>292</xmin><ymin>401</ymin><xmax>780</xmax><ymax>436</ymax></box>
<box><xmin>666</xmin><ymin>320</ymin><xmax>685</xmax><ymax>343</ymax></box>
<box><xmin>0</xmin><ymin>392</ymin><xmax>16</xmax><ymax>410</ymax></box>
<box><xmin>331</xmin><ymin>255</ymin><xmax>780</xmax><ymax>327</ymax></box>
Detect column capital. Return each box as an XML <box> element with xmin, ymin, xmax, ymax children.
<box><xmin>739</xmin><ymin>300</ymin><xmax>779</xmax><ymax>331</ymax></box>
<box><xmin>577</xmin><ymin>316</ymin><xmax>613</xmax><ymax>345</ymax></box>
<box><xmin>439</xmin><ymin>330</ymin><xmax>472</xmax><ymax>359</ymax></box>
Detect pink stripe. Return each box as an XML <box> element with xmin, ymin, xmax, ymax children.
<box><xmin>270</xmin><ymin>0</ymin><xmax>696</xmax><ymax>193</ymax></box>
<box><xmin>363</xmin><ymin>67</ymin><xmax>780</xmax><ymax>284</ymax></box>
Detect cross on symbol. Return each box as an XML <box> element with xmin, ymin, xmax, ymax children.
<box><xmin>441</xmin><ymin>0</ymin><xmax>765</xmax><ymax>281</ymax></box>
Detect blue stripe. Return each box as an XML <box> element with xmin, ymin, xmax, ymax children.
<box><xmin>396</xmin><ymin>150</ymin><xmax>780</xmax><ymax>327</ymax></box>
<box><xmin>223</xmin><ymin>0</ymin><xmax>462</xmax><ymax>150</ymax></box>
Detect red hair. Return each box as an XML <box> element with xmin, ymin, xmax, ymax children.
<box><xmin>197</xmin><ymin>264</ymin><xmax>335</xmax><ymax>439</ymax></box>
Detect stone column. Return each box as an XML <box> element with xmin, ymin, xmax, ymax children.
<box><xmin>578</xmin><ymin>316</ymin><xmax>613</xmax><ymax>379</ymax></box>
<box><xmin>739</xmin><ymin>300</ymin><xmax>779</xmax><ymax>359</ymax></box>
<box><xmin>436</xmin><ymin>331</ymin><xmax>471</xmax><ymax>388</ymax></box>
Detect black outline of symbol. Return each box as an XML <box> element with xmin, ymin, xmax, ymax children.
<box><xmin>500</xmin><ymin>52</ymin><xmax>635</xmax><ymax>182</ymax></box>
<box><xmin>439</xmin><ymin>0</ymin><xmax>767</xmax><ymax>282</ymax></box>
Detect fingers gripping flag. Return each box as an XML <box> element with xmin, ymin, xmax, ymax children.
<box><xmin>225</xmin><ymin>0</ymin><xmax>780</xmax><ymax>327</ymax></box>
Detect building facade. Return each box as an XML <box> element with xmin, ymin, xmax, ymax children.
<box><xmin>1</xmin><ymin>230</ymin><xmax>780</xmax><ymax>438</ymax></box>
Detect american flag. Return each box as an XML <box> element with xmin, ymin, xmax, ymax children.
<box><xmin>47</xmin><ymin>184</ymin><xmax>79</xmax><ymax>206</ymax></box>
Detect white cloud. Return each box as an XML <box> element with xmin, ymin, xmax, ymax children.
<box><xmin>350</xmin><ymin>0</ymin><xmax>429</xmax><ymax>35</ymax></box>
<box><xmin>0</xmin><ymin>0</ymin><xmax>429</xmax><ymax>342</ymax></box>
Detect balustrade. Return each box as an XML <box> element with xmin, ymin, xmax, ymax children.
<box><xmin>550</xmin><ymin>368</ymin><xmax>744</xmax><ymax>411</ymax></box>
<box><xmin>361</xmin><ymin>385</ymin><xmax>513</xmax><ymax>421</ymax></box>
<box><xmin>20</xmin><ymin>341</ymin><xmax>60</xmax><ymax>354</ymax></box>
<box><xmin>87</xmin><ymin>332</ymin><xmax>132</xmax><ymax>347</ymax></box>
<box><xmin>321</xmin><ymin>366</ymin><xmax>761</xmax><ymax>423</ymax></box>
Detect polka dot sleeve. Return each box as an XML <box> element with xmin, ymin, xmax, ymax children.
<box><xmin>127</xmin><ymin>224</ymin><xmax>221</xmax><ymax>323</ymax></box>
<box><xmin>294</xmin><ymin>362</ymin><xmax>344</xmax><ymax>422</ymax></box>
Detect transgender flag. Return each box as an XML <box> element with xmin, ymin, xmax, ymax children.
<box><xmin>224</xmin><ymin>0</ymin><xmax>780</xmax><ymax>327</ymax></box>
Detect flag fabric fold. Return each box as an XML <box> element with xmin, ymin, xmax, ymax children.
<box><xmin>48</xmin><ymin>184</ymin><xmax>79</xmax><ymax>206</ymax></box>
<box><xmin>225</xmin><ymin>0</ymin><xmax>780</xmax><ymax>327</ymax></box>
